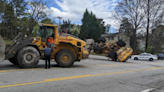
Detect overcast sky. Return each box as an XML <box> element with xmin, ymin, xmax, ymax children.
<box><xmin>46</xmin><ymin>0</ymin><xmax>121</xmax><ymax>33</ymax></box>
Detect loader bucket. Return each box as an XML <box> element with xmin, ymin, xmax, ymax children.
<box><xmin>86</xmin><ymin>39</ymin><xmax>95</xmax><ymax>53</ymax></box>
<box><xmin>0</xmin><ymin>35</ymin><xmax>6</xmax><ymax>62</ymax></box>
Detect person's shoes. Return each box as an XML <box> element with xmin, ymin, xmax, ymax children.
<box><xmin>45</xmin><ymin>67</ymin><xmax>47</xmax><ymax>69</ymax></box>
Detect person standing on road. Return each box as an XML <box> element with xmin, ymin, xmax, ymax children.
<box><xmin>43</xmin><ymin>45</ymin><xmax>52</xmax><ymax>69</ymax></box>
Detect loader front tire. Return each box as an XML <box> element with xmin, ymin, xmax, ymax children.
<box><xmin>56</xmin><ymin>49</ymin><xmax>75</xmax><ymax>67</ymax></box>
<box><xmin>17</xmin><ymin>46</ymin><xmax>40</xmax><ymax>68</ymax></box>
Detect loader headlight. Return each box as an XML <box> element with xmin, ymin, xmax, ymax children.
<box><xmin>34</xmin><ymin>38</ymin><xmax>36</xmax><ymax>40</ymax></box>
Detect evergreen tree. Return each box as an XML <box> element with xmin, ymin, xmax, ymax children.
<box><xmin>61</xmin><ymin>19</ymin><xmax>71</xmax><ymax>33</ymax></box>
<box><xmin>0</xmin><ymin>0</ymin><xmax>27</xmax><ymax>39</ymax></box>
<box><xmin>98</xmin><ymin>18</ymin><xmax>106</xmax><ymax>34</ymax></box>
<box><xmin>80</xmin><ymin>9</ymin><xmax>101</xmax><ymax>41</ymax></box>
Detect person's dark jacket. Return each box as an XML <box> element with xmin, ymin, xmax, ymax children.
<box><xmin>44</xmin><ymin>47</ymin><xmax>52</xmax><ymax>56</ymax></box>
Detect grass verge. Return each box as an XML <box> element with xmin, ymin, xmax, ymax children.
<box><xmin>90</xmin><ymin>52</ymin><xmax>106</xmax><ymax>56</ymax></box>
<box><xmin>4</xmin><ymin>39</ymin><xmax>11</xmax><ymax>44</ymax></box>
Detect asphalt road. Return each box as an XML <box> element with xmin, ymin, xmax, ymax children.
<box><xmin>0</xmin><ymin>55</ymin><xmax>164</xmax><ymax>92</ymax></box>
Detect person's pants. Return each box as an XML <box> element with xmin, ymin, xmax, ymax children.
<box><xmin>45</xmin><ymin>56</ymin><xmax>50</xmax><ymax>68</ymax></box>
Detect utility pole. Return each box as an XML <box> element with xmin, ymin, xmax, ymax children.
<box><xmin>57</xmin><ymin>17</ymin><xmax>62</xmax><ymax>30</ymax></box>
<box><xmin>57</xmin><ymin>17</ymin><xmax>62</xmax><ymax>26</ymax></box>
<box><xmin>106</xmin><ymin>24</ymin><xmax>111</xmax><ymax>34</ymax></box>
<box><xmin>145</xmin><ymin>0</ymin><xmax>150</xmax><ymax>52</ymax></box>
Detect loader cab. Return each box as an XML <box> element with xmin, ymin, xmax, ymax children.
<box><xmin>38</xmin><ymin>26</ymin><xmax>55</xmax><ymax>42</ymax></box>
<box><xmin>36</xmin><ymin>24</ymin><xmax>59</xmax><ymax>47</ymax></box>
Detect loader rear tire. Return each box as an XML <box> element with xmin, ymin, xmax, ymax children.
<box><xmin>98</xmin><ymin>37</ymin><xmax>106</xmax><ymax>43</ymax></box>
<box><xmin>56</xmin><ymin>49</ymin><xmax>75</xmax><ymax>67</ymax></box>
<box><xmin>17</xmin><ymin>46</ymin><xmax>40</xmax><ymax>68</ymax></box>
<box><xmin>116</xmin><ymin>40</ymin><xmax>126</xmax><ymax>47</ymax></box>
<box><xmin>123</xmin><ymin>60</ymin><xmax>127</xmax><ymax>62</ymax></box>
<box><xmin>9</xmin><ymin>57</ymin><xmax>18</xmax><ymax>65</ymax></box>
<box><xmin>94</xmin><ymin>46</ymin><xmax>102</xmax><ymax>54</ymax></box>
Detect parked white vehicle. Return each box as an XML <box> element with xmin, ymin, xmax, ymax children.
<box><xmin>131</xmin><ymin>53</ymin><xmax>157</xmax><ymax>61</ymax></box>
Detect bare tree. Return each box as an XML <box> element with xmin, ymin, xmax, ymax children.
<box><xmin>141</xmin><ymin>0</ymin><xmax>164</xmax><ymax>52</ymax></box>
<box><xmin>0</xmin><ymin>0</ymin><xmax>51</xmax><ymax>39</ymax></box>
<box><xmin>151</xmin><ymin>25</ymin><xmax>164</xmax><ymax>53</ymax></box>
<box><xmin>27</xmin><ymin>0</ymin><xmax>48</xmax><ymax>35</ymax></box>
<box><xmin>114</xmin><ymin>0</ymin><xmax>145</xmax><ymax>52</ymax></box>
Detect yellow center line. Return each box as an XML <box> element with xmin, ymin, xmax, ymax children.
<box><xmin>0</xmin><ymin>71</ymin><xmax>6</xmax><ymax>73</ymax></box>
<box><xmin>0</xmin><ymin>62</ymin><xmax>162</xmax><ymax>73</ymax></box>
<box><xmin>0</xmin><ymin>67</ymin><xmax>59</xmax><ymax>72</ymax></box>
<box><xmin>135</xmin><ymin>62</ymin><xmax>163</xmax><ymax>65</ymax></box>
<box><xmin>84</xmin><ymin>63</ymin><xmax>131</xmax><ymax>67</ymax></box>
<box><xmin>6</xmin><ymin>68</ymin><xmax>44</xmax><ymax>72</ymax></box>
<box><xmin>149</xmin><ymin>62</ymin><xmax>163</xmax><ymax>64</ymax></box>
<box><xmin>0</xmin><ymin>64</ymin><xmax>129</xmax><ymax>73</ymax></box>
<box><xmin>98</xmin><ymin>64</ymin><xmax>130</xmax><ymax>66</ymax></box>
<box><xmin>0</xmin><ymin>67</ymin><xmax>163</xmax><ymax>88</ymax></box>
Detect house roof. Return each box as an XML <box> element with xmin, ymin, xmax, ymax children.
<box><xmin>101</xmin><ymin>33</ymin><xmax>119</xmax><ymax>37</ymax></box>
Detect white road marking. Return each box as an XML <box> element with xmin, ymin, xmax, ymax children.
<box><xmin>141</xmin><ymin>88</ymin><xmax>154</xmax><ymax>92</ymax></box>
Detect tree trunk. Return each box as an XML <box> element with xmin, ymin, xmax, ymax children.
<box><xmin>145</xmin><ymin>0</ymin><xmax>150</xmax><ymax>52</ymax></box>
<box><xmin>145</xmin><ymin>22</ymin><xmax>149</xmax><ymax>52</ymax></box>
<box><xmin>131</xmin><ymin>29</ymin><xmax>137</xmax><ymax>53</ymax></box>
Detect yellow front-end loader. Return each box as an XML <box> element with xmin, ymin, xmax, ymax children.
<box><xmin>0</xmin><ymin>23</ymin><xmax>89</xmax><ymax>68</ymax></box>
<box><xmin>86</xmin><ymin>37</ymin><xmax>133</xmax><ymax>62</ymax></box>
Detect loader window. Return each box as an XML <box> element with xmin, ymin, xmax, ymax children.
<box><xmin>46</xmin><ymin>26</ymin><xmax>55</xmax><ymax>39</ymax></box>
<box><xmin>47</xmin><ymin>28</ymin><xmax>53</xmax><ymax>38</ymax></box>
<box><xmin>38</xmin><ymin>26</ymin><xmax>55</xmax><ymax>42</ymax></box>
<box><xmin>108</xmin><ymin>37</ymin><xmax>114</xmax><ymax>40</ymax></box>
<box><xmin>38</xmin><ymin>26</ymin><xmax>46</xmax><ymax>42</ymax></box>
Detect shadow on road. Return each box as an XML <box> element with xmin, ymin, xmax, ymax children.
<box><xmin>0</xmin><ymin>63</ymin><xmax>59</xmax><ymax>70</ymax></box>
<box><xmin>0</xmin><ymin>62</ymin><xmax>89</xmax><ymax>71</ymax></box>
